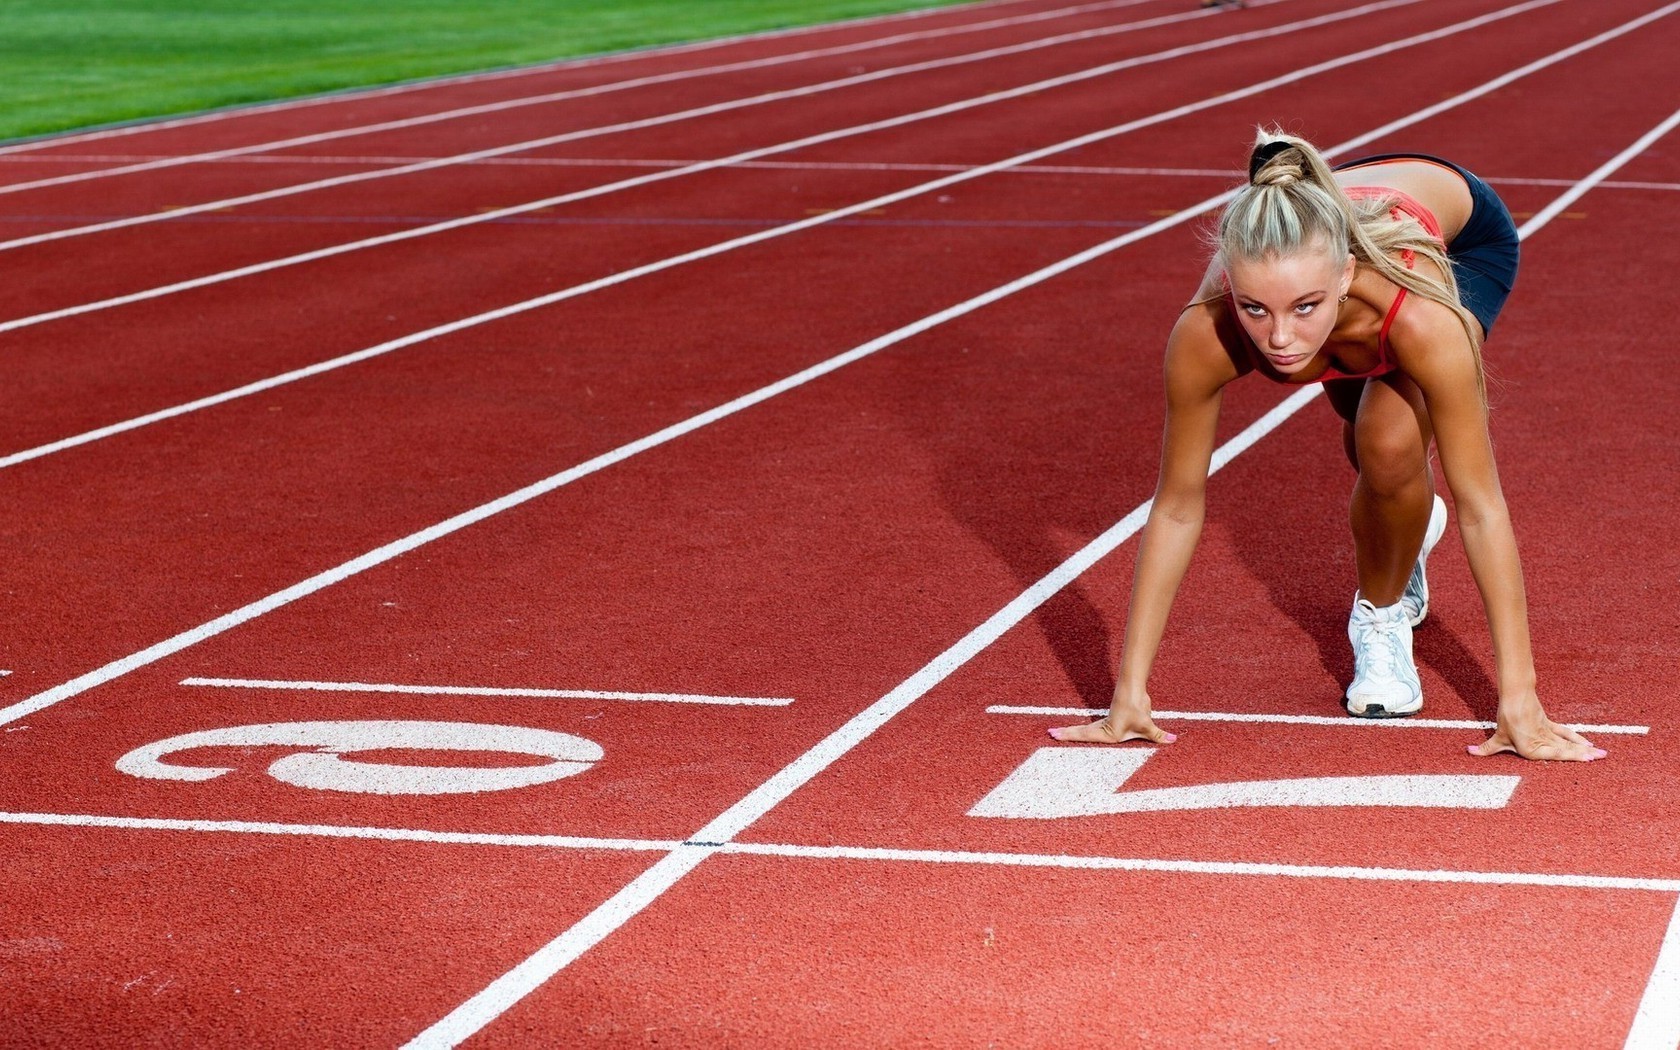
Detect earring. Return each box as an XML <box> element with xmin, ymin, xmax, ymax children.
<box><xmin>1338</xmin><ymin>293</ymin><xmax>1348</xmax><ymax>303</ymax></box>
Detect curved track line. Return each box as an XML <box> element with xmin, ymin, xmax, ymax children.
<box><xmin>0</xmin><ymin>0</ymin><xmax>1162</xmax><ymax>194</ymax></box>
<box><xmin>0</xmin><ymin>0</ymin><xmax>1054</xmax><ymax>156</ymax></box>
<box><xmin>0</xmin><ymin>0</ymin><xmax>1263</xmax><ymax>244</ymax></box>
<box><xmin>398</xmin><ymin>92</ymin><xmax>1680</xmax><ymax>1050</ymax></box>
<box><xmin>0</xmin><ymin>0</ymin><xmax>1554</xmax><ymax>471</ymax></box>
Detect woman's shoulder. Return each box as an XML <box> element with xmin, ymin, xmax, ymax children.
<box><xmin>1167</xmin><ymin>296</ymin><xmax>1248</xmax><ymax>390</ymax></box>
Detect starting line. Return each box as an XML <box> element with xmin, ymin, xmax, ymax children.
<box><xmin>988</xmin><ymin>706</ymin><xmax>1653</xmax><ymax>734</ymax></box>
<box><xmin>3</xmin><ymin>807</ymin><xmax>1677</xmax><ymax>894</ymax></box>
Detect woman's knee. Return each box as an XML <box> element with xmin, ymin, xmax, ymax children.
<box><xmin>1353</xmin><ymin>415</ymin><xmax>1429</xmax><ymax>494</ymax></box>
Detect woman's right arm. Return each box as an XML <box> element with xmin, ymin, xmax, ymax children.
<box><xmin>1051</xmin><ymin>307</ymin><xmax>1231</xmax><ymax>745</ymax></box>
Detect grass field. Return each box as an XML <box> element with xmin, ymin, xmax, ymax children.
<box><xmin>0</xmin><ymin>0</ymin><xmax>974</xmax><ymax>141</ymax></box>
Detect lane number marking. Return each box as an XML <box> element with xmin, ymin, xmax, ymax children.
<box><xmin>969</xmin><ymin>747</ymin><xmax>1520</xmax><ymax>818</ymax></box>
<box><xmin>116</xmin><ymin>720</ymin><xmax>602</xmax><ymax>795</ymax></box>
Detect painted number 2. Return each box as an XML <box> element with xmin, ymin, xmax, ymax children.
<box><xmin>969</xmin><ymin>747</ymin><xmax>1519</xmax><ymax>818</ymax></box>
<box><xmin>116</xmin><ymin>720</ymin><xmax>603</xmax><ymax>795</ymax></box>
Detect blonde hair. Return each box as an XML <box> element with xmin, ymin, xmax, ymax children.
<box><xmin>1208</xmin><ymin>129</ymin><xmax>1485</xmax><ymax>379</ymax></box>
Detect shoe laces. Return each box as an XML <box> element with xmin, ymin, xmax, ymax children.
<box><xmin>1352</xmin><ymin>602</ymin><xmax>1406</xmax><ymax>680</ymax></box>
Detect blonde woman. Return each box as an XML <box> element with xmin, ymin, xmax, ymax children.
<box><xmin>1052</xmin><ymin>131</ymin><xmax>1603</xmax><ymax>762</ymax></box>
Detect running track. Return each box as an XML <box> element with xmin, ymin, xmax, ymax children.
<box><xmin>1</xmin><ymin>0</ymin><xmax>1677</xmax><ymax>1045</ymax></box>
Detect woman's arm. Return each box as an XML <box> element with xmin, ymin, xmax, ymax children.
<box><xmin>1052</xmin><ymin>308</ymin><xmax>1230</xmax><ymax>745</ymax></box>
<box><xmin>1394</xmin><ymin>307</ymin><xmax>1605</xmax><ymax>761</ymax></box>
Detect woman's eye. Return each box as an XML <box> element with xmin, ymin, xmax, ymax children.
<box><xmin>1295</xmin><ymin>302</ymin><xmax>1318</xmax><ymax>315</ymax></box>
<box><xmin>1242</xmin><ymin>304</ymin><xmax>1266</xmax><ymax>317</ymax></box>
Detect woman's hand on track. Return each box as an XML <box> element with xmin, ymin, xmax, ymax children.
<box><xmin>1048</xmin><ymin>692</ymin><xmax>1176</xmax><ymax>745</ymax></box>
<box><xmin>1466</xmin><ymin>701</ymin><xmax>1606</xmax><ymax>761</ymax></box>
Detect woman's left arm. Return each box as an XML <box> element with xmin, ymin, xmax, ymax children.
<box><xmin>1395</xmin><ymin>306</ymin><xmax>1605</xmax><ymax>761</ymax></box>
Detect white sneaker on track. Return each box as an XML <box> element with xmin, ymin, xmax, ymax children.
<box><xmin>1345</xmin><ymin>596</ymin><xmax>1422</xmax><ymax>718</ymax></box>
<box><xmin>1400</xmin><ymin>494</ymin><xmax>1448</xmax><ymax>628</ymax></box>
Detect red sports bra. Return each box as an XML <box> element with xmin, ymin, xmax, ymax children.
<box><xmin>1236</xmin><ymin>186</ymin><xmax>1444</xmax><ymax>382</ymax></box>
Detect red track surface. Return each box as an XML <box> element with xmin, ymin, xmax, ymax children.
<box><xmin>2</xmin><ymin>0</ymin><xmax>1678</xmax><ymax>1045</ymax></box>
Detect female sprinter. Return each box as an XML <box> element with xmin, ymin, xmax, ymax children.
<box><xmin>1051</xmin><ymin>130</ymin><xmax>1604</xmax><ymax>762</ymax></box>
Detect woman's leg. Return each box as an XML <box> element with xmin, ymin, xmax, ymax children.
<box><xmin>1327</xmin><ymin>375</ymin><xmax>1435</xmax><ymax>603</ymax></box>
<box><xmin>1326</xmin><ymin>376</ymin><xmax>1438</xmax><ymax>716</ymax></box>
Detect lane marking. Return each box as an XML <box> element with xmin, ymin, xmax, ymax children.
<box><xmin>0</xmin><ymin>0</ymin><xmax>1270</xmax><ymax>242</ymax></box>
<box><xmin>15</xmin><ymin>148</ymin><xmax>1680</xmax><ymax>200</ymax></box>
<box><xmin>402</xmin><ymin>71</ymin><xmax>1680</xmax><ymax>1050</ymax></box>
<box><xmin>181</xmin><ymin>676</ymin><xmax>795</xmax><ymax>707</ymax></box>
<box><xmin>0</xmin><ymin>0</ymin><xmax>1059</xmax><ymax>156</ymax></box>
<box><xmin>117</xmin><ymin>720</ymin><xmax>604</xmax><ymax>795</ymax></box>
<box><xmin>987</xmin><ymin>705</ymin><xmax>1653</xmax><ymax>734</ymax></box>
<box><xmin>968</xmin><ymin>748</ymin><xmax>1520</xmax><ymax>817</ymax></box>
<box><xmin>1626</xmin><ymin>894</ymin><xmax>1680</xmax><ymax>1050</ymax></box>
<box><xmin>726</xmin><ymin>843</ymin><xmax>1680</xmax><ymax>894</ymax></box>
<box><xmin>0</xmin><ymin>0</ymin><xmax>1167</xmax><ymax>193</ymax></box>
<box><xmin>3</xmin><ymin>809</ymin><xmax>1677</xmax><ymax>894</ymax></box>
<box><xmin>0</xmin><ymin>0</ymin><xmax>1569</xmax><ymax>469</ymax></box>
<box><xmin>0</xmin><ymin>810</ymin><xmax>678</xmax><ymax>851</ymax></box>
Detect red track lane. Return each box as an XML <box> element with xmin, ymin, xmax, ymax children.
<box><xmin>0</xmin><ymin>823</ymin><xmax>664</xmax><ymax>1047</ymax></box>
<box><xmin>484</xmin><ymin>857</ymin><xmax>1673</xmax><ymax>1047</ymax></box>
<box><xmin>2</xmin><ymin>1</ymin><xmax>1677</xmax><ymax>1045</ymax></box>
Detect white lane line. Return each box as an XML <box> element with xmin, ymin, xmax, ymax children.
<box><xmin>23</xmin><ymin>152</ymin><xmax>1680</xmax><ymax>198</ymax></box>
<box><xmin>1626</xmin><ymin>895</ymin><xmax>1680</xmax><ymax>1050</ymax></box>
<box><xmin>0</xmin><ymin>0</ymin><xmax>1274</xmax><ymax>249</ymax></box>
<box><xmin>0</xmin><ymin>0</ymin><xmax>1059</xmax><ymax>156</ymax></box>
<box><xmin>17</xmin><ymin>151</ymin><xmax>1680</xmax><ymax>197</ymax></box>
<box><xmin>4</xmin><ymin>809</ymin><xmax>1678</xmax><ymax>894</ymax></box>
<box><xmin>180</xmin><ymin>677</ymin><xmax>794</xmax><ymax>707</ymax></box>
<box><xmin>985</xmin><ymin>706</ymin><xmax>1653</xmax><ymax>733</ymax></box>
<box><xmin>401</xmin><ymin>81</ymin><xmax>1680</xmax><ymax>1050</ymax></box>
<box><xmin>0</xmin><ymin>0</ymin><xmax>1564</xmax><ymax>471</ymax></box>
<box><xmin>0</xmin><ymin>3</ymin><xmax>1646</xmax><ymax>731</ymax></box>
<box><xmin>725</xmin><ymin>843</ymin><xmax>1680</xmax><ymax>893</ymax></box>
<box><xmin>0</xmin><ymin>810</ymin><xmax>680</xmax><ymax>851</ymax></box>
<box><xmin>0</xmin><ymin>0</ymin><xmax>1173</xmax><ymax>199</ymax></box>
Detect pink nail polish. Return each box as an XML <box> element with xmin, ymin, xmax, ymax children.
<box><xmin>1465</xmin><ymin>744</ymin><xmax>1480</xmax><ymax>756</ymax></box>
<box><xmin>1163</xmin><ymin>733</ymin><xmax>1178</xmax><ymax>744</ymax></box>
<box><xmin>1047</xmin><ymin>727</ymin><xmax>1063</xmax><ymax>741</ymax></box>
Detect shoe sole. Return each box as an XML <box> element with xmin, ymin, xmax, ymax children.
<box><xmin>1345</xmin><ymin>696</ymin><xmax>1423</xmax><ymax>719</ymax></box>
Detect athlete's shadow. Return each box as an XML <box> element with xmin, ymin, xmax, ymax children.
<box><xmin>921</xmin><ymin>389</ymin><xmax>1127</xmax><ymax>711</ymax></box>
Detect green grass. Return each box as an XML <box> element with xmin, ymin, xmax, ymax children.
<box><xmin>0</xmin><ymin>0</ymin><xmax>978</xmax><ymax>141</ymax></box>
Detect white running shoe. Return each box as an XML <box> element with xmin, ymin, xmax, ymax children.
<box><xmin>1345</xmin><ymin>596</ymin><xmax>1422</xmax><ymax>717</ymax></box>
<box><xmin>1400</xmin><ymin>495</ymin><xmax>1449</xmax><ymax>628</ymax></box>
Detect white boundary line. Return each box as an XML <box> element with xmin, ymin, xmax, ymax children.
<box><xmin>16</xmin><ymin>152</ymin><xmax>1680</xmax><ymax>196</ymax></box>
<box><xmin>0</xmin><ymin>0</ymin><xmax>1167</xmax><ymax>192</ymax></box>
<box><xmin>1</xmin><ymin>3</ymin><xmax>1659</xmax><ymax>730</ymax></box>
<box><xmin>0</xmin><ymin>0</ymin><xmax>1053</xmax><ymax>156</ymax></box>
<box><xmin>3</xmin><ymin>809</ymin><xmax>1678</xmax><ymax>893</ymax></box>
<box><xmin>0</xmin><ymin>0</ymin><xmax>1275</xmax><ymax>247</ymax></box>
<box><xmin>180</xmin><ymin>676</ymin><xmax>795</xmax><ymax>707</ymax></box>
<box><xmin>1626</xmin><ymin>896</ymin><xmax>1680</xmax><ymax>1049</ymax></box>
<box><xmin>986</xmin><ymin>706</ymin><xmax>1652</xmax><ymax>733</ymax></box>
<box><xmin>400</xmin><ymin>92</ymin><xmax>1680</xmax><ymax>1050</ymax></box>
<box><xmin>0</xmin><ymin>810</ymin><xmax>681</xmax><ymax>852</ymax></box>
<box><xmin>0</xmin><ymin>0</ymin><xmax>1587</xmax><ymax>469</ymax></box>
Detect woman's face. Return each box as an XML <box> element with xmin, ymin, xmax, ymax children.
<box><xmin>1225</xmin><ymin>245</ymin><xmax>1355</xmax><ymax>374</ymax></box>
